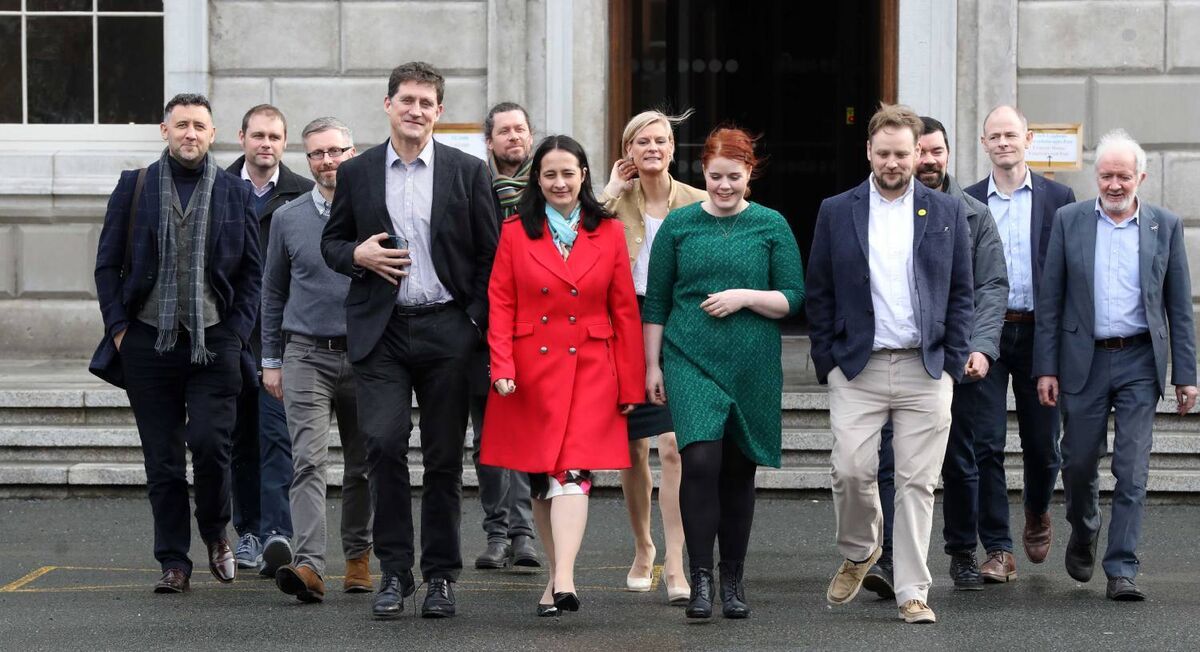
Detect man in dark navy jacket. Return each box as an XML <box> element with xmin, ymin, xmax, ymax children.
<box><xmin>92</xmin><ymin>93</ymin><xmax>261</xmax><ymax>593</ymax></box>
<box><xmin>807</xmin><ymin>104</ymin><xmax>973</xmax><ymax>624</ymax></box>
<box><xmin>224</xmin><ymin>104</ymin><xmax>314</xmax><ymax>577</ymax></box>
<box><xmin>963</xmin><ymin>105</ymin><xmax>1076</xmax><ymax>583</ymax></box>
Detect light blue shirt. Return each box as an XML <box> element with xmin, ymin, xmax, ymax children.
<box><xmin>987</xmin><ymin>170</ymin><xmax>1035</xmax><ymax>311</ymax></box>
<box><xmin>1093</xmin><ymin>199</ymin><xmax>1148</xmax><ymax>339</ymax></box>
<box><xmin>385</xmin><ymin>138</ymin><xmax>453</xmax><ymax>306</ymax></box>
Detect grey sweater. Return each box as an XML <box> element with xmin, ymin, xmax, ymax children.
<box><xmin>261</xmin><ymin>188</ymin><xmax>351</xmax><ymax>365</ymax></box>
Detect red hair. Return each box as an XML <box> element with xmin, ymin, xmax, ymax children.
<box><xmin>700</xmin><ymin>126</ymin><xmax>761</xmax><ymax>175</ymax></box>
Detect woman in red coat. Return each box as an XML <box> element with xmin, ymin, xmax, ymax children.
<box><xmin>481</xmin><ymin>135</ymin><xmax>645</xmax><ymax>617</ymax></box>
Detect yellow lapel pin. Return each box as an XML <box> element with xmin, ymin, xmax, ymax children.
<box><xmin>917</xmin><ymin>208</ymin><xmax>927</xmax><ymax>216</ymax></box>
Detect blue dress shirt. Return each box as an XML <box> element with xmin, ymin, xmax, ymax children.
<box><xmin>385</xmin><ymin>138</ymin><xmax>453</xmax><ymax>306</ymax></box>
<box><xmin>1093</xmin><ymin>199</ymin><xmax>1148</xmax><ymax>339</ymax></box>
<box><xmin>987</xmin><ymin>171</ymin><xmax>1035</xmax><ymax>311</ymax></box>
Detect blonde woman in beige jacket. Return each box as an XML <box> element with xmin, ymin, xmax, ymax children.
<box><xmin>602</xmin><ymin>109</ymin><xmax>707</xmax><ymax>605</ymax></box>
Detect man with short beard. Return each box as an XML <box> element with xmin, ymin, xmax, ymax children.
<box><xmin>1034</xmin><ymin>129</ymin><xmax>1196</xmax><ymax>601</ymax></box>
<box><xmin>471</xmin><ymin>102</ymin><xmax>540</xmax><ymax>570</ymax></box>
<box><xmin>807</xmin><ymin>104</ymin><xmax>973</xmax><ymax>623</ymax></box>
<box><xmin>865</xmin><ymin>116</ymin><xmax>1008</xmax><ymax>598</ymax></box>
<box><xmin>262</xmin><ymin>117</ymin><xmax>374</xmax><ymax>603</ymax></box>
<box><xmin>92</xmin><ymin>93</ymin><xmax>262</xmax><ymax>592</ymax></box>
<box><xmin>963</xmin><ymin>105</ymin><xmax>1075</xmax><ymax>584</ymax></box>
<box><xmin>226</xmin><ymin>104</ymin><xmax>314</xmax><ymax>578</ymax></box>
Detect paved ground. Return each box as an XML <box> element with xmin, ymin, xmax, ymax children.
<box><xmin>1</xmin><ymin>496</ymin><xmax>1198</xmax><ymax>651</ymax></box>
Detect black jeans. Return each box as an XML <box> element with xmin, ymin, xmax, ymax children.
<box><xmin>353</xmin><ymin>306</ymin><xmax>476</xmax><ymax>581</ymax></box>
<box><xmin>122</xmin><ymin>320</ymin><xmax>242</xmax><ymax>574</ymax></box>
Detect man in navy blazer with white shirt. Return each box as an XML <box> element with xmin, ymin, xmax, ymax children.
<box><xmin>1034</xmin><ymin>129</ymin><xmax>1196</xmax><ymax>601</ymax></box>
<box><xmin>807</xmin><ymin>104</ymin><xmax>973</xmax><ymax>624</ymax></box>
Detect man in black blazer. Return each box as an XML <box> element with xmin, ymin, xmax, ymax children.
<box><xmin>321</xmin><ymin>62</ymin><xmax>499</xmax><ymax>619</ymax></box>
<box><xmin>807</xmin><ymin>104</ymin><xmax>973</xmax><ymax>624</ymax></box>
<box><xmin>963</xmin><ymin>105</ymin><xmax>1076</xmax><ymax>583</ymax></box>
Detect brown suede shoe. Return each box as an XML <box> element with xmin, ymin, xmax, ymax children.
<box><xmin>1023</xmin><ymin>509</ymin><xmax>1052</xmax><ymax>563</ymax></box>
<box><xmin>344</xmin><ymin>552</ymin><xmax>374</xmax><ymax>593</ymax></box>
<box><xmin>980</xmin><ymin>550</ymin><xmax>1017</xmax><ymax>583</ymax></box>
<box><xmin>276</xmin><ymin>564</ymin><xmax>325</xmax><ymax>603</ymax></box>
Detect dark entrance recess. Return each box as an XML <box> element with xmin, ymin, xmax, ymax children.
<box><xmin>609</xmin><ymin>0</ymin><xmax>898</xmax><ymax>330</ymax></box>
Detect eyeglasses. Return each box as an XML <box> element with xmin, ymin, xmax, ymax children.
<box><xmin>306</xmin><ymin>147</ymin><xmax>351</xmax><ymax>161</ymax></box>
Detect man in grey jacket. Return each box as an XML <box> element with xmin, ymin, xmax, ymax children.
<box><xmin>864</xmin><ymin>116</ymin><xmax>1009</xmax><ymax>598</ymax></box>
<box><xmin>260</xmin><ymin>117</ymin><xmax>374</xmax><ymax>603</ymax></box>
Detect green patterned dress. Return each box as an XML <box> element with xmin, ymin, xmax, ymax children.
<box><xmin>642</xmin><ymin>201</ymin><xmax>805</xmax><ymax>467</ymax></box>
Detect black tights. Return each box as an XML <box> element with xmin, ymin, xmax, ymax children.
<box><xmin>679</xmin><ymin>436</ymin><xmax>758</xmax><ymax>570</ymax></box>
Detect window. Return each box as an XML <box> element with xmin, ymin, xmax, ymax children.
<box><xmin>0</xmin><ymin>0</ymin><xmax>164</xmax><ymax>126</ymax></box>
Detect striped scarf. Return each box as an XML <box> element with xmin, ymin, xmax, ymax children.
<box><xmin>154</xmin><ymin>148</ymin><xmax>218</xmax><ymax>364</ymax></box>
<box><xmin>488</xmin><ymin>153</ymin><xmax>532</xmax><ymax>219</ymax></box>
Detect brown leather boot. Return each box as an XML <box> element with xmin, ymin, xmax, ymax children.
<box><xmin>344</xmin><ymin>551</ymin><xmax>374</xmax><ymax>593</ymax></box>
<box><xmin>276</xmin><ymin>564</ymin><xmax>325</xmax><ymax>603</ymax></box>
<box><xmin>980</xmin><ymin>550</ymin><xmax>1017</xmax><ymax>583</ymax></box>
<box><xmin>1023</xmin><ymin>509</ymin><xmax>1052</xmax><ymax>563</ymax></box>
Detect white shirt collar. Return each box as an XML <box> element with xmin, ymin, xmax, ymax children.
<box><xmin>386</xmin><ymin>137</ymin><xmax>435</xmax><ymax>168</ymax></box>
<box><xmin>240</xmin><ymin>162</ymin><xmax>280</xmax><ymax>191</ymax></box>
<box><xmin>867</xmin><ymin>174</ymin><xmax>915</xmax><ymax>204</ymax></box>
<box><xmin>986</xmin><ymin>167</ymin><xmax>1033</xmax><ymax>198</ymax></box>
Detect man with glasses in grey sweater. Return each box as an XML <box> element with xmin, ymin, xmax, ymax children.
<box><xmin>261</xmin><ymin>117</ymin><xmax>374</xmax><ymax>603</ymax></box>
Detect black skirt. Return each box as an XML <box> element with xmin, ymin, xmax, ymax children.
<box><xmin>629</xmin><ymin>294</ymin><xmax>674</xmax><ymax>440</ymax></box>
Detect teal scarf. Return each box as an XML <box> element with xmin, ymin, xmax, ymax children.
<box><xmin>545</xmin><ymin>204</ymin><xmax>581</xmax><ymax>249</ymax></box>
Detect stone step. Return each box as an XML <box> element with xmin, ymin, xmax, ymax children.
<box><xmin>4</xmin><ymin>461</ymin><xmax>1200</xmax><ymax>493</ymax></box>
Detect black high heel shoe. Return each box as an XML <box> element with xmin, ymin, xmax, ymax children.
<box><xmin>686</xmin><ymin>568</ymin><xmax>715</xmax><ymax>619</ymax></box>
<box><xmin>552</xmin><ymin>591</ymin><xmax>581</xmax><ymax>612</ymax></box>
<box><xmin>536</xmin><ymin>602</ymin><xmax>561</xmax><ymax>617</ymax></box>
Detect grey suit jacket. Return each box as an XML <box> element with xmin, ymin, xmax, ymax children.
<box><xmin>1033</xmin><ymin>199</ymin><xmax>1196</xmax><ymax>395</ymax></box>
<box><xmin>947</xmin><ymin>175</ymin><xmax>1008</xmax><ymax>362</ymax></box>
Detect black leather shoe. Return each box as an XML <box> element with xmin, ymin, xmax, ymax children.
<box><xmin>536</xmin><ymin>602</ymin><xmax>560</xmax><ymax>617</ymax></box>
<box><xmin>207</xmin><ymin>539</ymin><xmax>235</xmax><ymax>583</ymax></box>
<box><xmin>422</xmin><ymin>578</ymin><xmax>456</xmax><ymax>618</ymax></box>
<box><xmin>949</xmin><ymin>552</ymin><xmax>984</xmax><ymax>590</ymax></box>
<box><xmin>372</xmin><ymin>570</ymin><xmax>415</xmax><ymax>620</ymax></box>
<box><xmin>552</xmin><ymin>591</ymin><xmax>580</xmax><ymax>612</ymax></box>
<box><xmin>862</xmin><ymin>555</ymin><xmax>895</xmax><ymax>599</ymax></box>
<box><xmin>512</xmin><ymin>534</ymin><xmax>541</xmax><ymax>568</ymax></box>
<box><xmin>1106</xmin><ymin>576</ymin><xmax>1146</xmax><ymax>601</ymax></box>
<box><xmin>1065</xmin><ymin>533</ymin><xmax>1098</xmax><ymax>583</ymax></box>
<box><xmin>718</xmin><ymin>560</ymin><xmax>750</xmax><ymax>619</ymax></box>
<box><xmin>153</xmin><ymin>568</ymin><xmax>190</xmax><ymax>593</ymax></box>
<box><xmin>474</xmin><ymin>541</ymin><xmax>510</xmax><ymax>569</ymax></box>
<box><xmin>686</xmin><ymin>567</ymin><xmax>715</xmax><ymax>619</ymax></box>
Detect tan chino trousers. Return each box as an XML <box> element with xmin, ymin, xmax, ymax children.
<box><xmin>828</xmin><ymin>350</ymin><xmax>953</xmax><ymax>605</ymax></box>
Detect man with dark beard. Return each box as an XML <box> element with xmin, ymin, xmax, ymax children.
<box><xmin>471</xmin><ymin>102</ymin><xmax>541</xmax><ymax>570</ymax></box>
<box><xmin>864</xmin><ymin>116</ymin><xmax>1008</xmax><ymax>598</ymax></box>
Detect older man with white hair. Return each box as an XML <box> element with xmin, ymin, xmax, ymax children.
<box><xmin>1034</xmin><ymin>129</ymin><xmax>1197</xmax><ymax>601</ymax></box>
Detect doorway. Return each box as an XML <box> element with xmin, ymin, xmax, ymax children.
<box><xmin>610</xmin><ymin>0</ymin><xmax>898</xmax><ymax>329</ymax></box>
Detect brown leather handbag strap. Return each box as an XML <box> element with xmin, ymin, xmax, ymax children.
<box><xmin>121</xmin><ymin>167</ymin><xmax>148</xmax><ymax>279</ymax></box>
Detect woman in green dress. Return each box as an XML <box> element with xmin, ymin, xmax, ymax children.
<box><xmin>642</xmin><ymin>126</ymin><xmax>804</xmax><ymax>620</ymax></box>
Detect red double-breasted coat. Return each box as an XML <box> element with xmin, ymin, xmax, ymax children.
<box><xmin>480</xmin><ymin>215</ymin><xmax>646</xmax><ymax>473</ymax></box>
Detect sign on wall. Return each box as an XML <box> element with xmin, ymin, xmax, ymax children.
<box><xmin>1027</xmin><ymin>123</ymin><xmax>1083</xmax><ymax>172</ymax></box>
<box><xmin>433</xmin><ymin>123</ymin><xmax>487</xmax><ymax>162</ymax></box>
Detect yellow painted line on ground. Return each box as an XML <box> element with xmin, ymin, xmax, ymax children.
<box><xmin>0</xmin><ymin>566</ymin><xmax>57</xmax><ymax>592</ymax></box>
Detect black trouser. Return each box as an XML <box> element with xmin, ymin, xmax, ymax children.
<box><xmin>679</xmin><ymin>436</ymin><xmax>758</xmax><ymax>569</ymax></box>
<box><xmin>230</xmin><ymin>386</ymin><xmax>261</xmax><ymax>538</ymax></box>
<box><xmin>353</xmin><ymin>306</ymin><xmax>475</xmax><ymax>581</ymax></box>
<box><xmin>122</xmin><ymin>320</ymin><xmax>242</xmax><ymax>574</ymax></box>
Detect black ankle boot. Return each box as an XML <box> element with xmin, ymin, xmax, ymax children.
<box><xmin>718</xmin><ymin>560</ymin><xmax>749</xmax><ymax>619</ymax></box>
<box><xmin>686</xmin><ymin>567</ymin><xmax>715</xmax><ymax>619</ymax></box>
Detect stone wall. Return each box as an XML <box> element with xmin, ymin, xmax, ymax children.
<box><xmin>1013</xmin><ymin>0</ymin><xmax>1200</xmax><ymax>325</ymax></box>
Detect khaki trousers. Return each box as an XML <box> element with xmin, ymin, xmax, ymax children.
<box><xmin>828</xmin><ymin>350</ymin><xmax>953</xmax><ymax>604</ymax></box>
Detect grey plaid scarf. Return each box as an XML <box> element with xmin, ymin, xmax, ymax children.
<box><xmin>153</xmin><ymin>148</ymin><xmax>218</xmax><ymax>364</ymax></box>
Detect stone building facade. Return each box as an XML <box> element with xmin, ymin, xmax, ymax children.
<box><xmin>0</xmin><ymin>0</ymin><xmax>1196</xmax><ymax>359</ymax></box>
